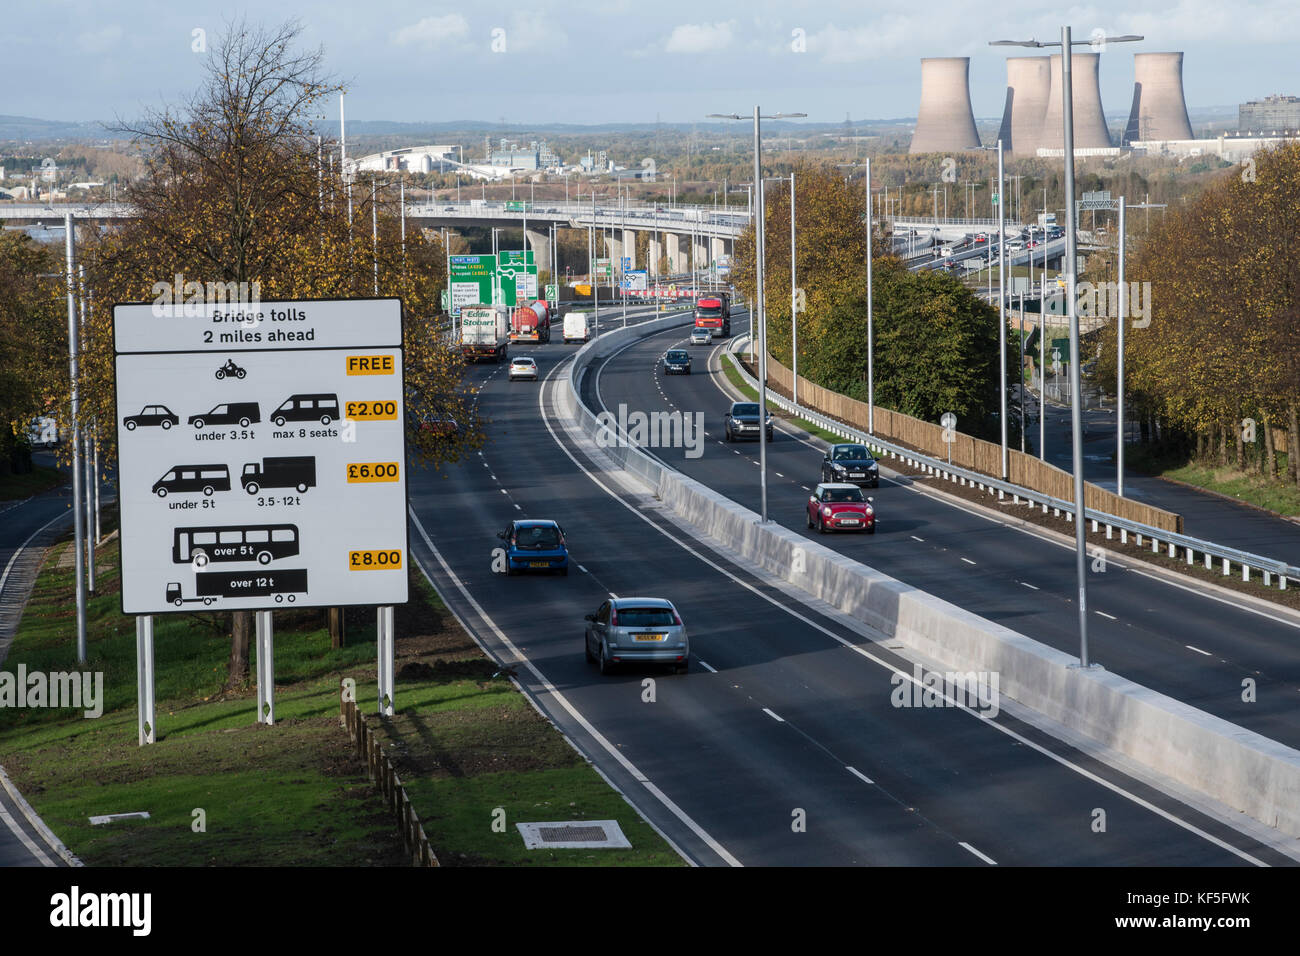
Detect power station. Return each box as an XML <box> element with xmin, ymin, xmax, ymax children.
<box><xmin>1041</xmin><ymin>52</ymin><xmax>1111</xmax><ymax>149</ymax></box>
<box><xmin>997</xmin><ymin>57</ymin><xmax>1051</xmax><ymax>157</ymax></box>
<box><xmin>909</xmin><ymin>57</ymin><xmax>982</xmax><ymax>153</ymax></box>
<box><xmin>1124</xmin><ymin>52</ymin><xmax>1193</xmax><ymax>144</ymax></box>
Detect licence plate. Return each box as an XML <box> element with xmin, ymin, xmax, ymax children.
<box><xmin>632</xmin><ymin>633</ymin><xmax>666</xmax><ymax>642</ymax></box>
<box><xmin>840</xmin><ymin>518</ymin><xmax>860</xmax><ymax>525</ymax></box>
<box><xmin>529</xmin><ymin>562</ymin><xmax>549</xmax><ymax>568</ymax></box>
<box><xmin>850</xmin><ymin>472</ymin><xmax>864</xmax><ymax>478</ymax></box>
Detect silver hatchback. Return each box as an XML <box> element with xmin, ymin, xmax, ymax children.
<box><xmin>585</xmin><ymin>597</ymin><xmax>689</xmax><ymax>674</ymax></box>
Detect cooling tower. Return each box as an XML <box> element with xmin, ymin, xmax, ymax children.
<box><xmin>1124</xmin><ymin>52</ymin><xmax>1193</xmax><ymax>144</ymax></box>
<box><xmin>909</xmin><ymin>57</ymin><xmax>982</xmax><ymax>154</ymax></box>
<box><xmin>997</xmin><ymin>57</ymin><xmax>1051</xmax><ymax>157</ymax></box>
<box><xmin>1041</xmin><ymin>51</ymin><xmax>1111</xmax><ymax>150</ymax></box>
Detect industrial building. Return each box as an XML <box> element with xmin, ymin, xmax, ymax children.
<box><xmin>1238</xmin><ymin>95</ymin><xmax>1300</xmax><ymax>132</ymax></box>
<box><xmin>349</xmin><ymin>145</ymin><xmax>459</xmax><ymax>174</ymax></box>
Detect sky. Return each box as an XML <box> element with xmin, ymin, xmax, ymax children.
<box><xmin>5</xmin><ymin>1</ymin><xmax>1299</xmax><ymax>129</ymax></box>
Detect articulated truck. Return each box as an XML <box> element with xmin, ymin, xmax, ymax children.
<box><xmin>510</xmin><ymin>300</ymin><xmax>552</xmax><ymax>343</ymax></box>
<box><xmin>460</xmin><ymin>305</ymin><xmax>510</xmax><ymax>363</ymax></box>
<box><xmin>693</xmin><ymin>295</ymin><xmax>731</xmax><ymax>338</ymax></box>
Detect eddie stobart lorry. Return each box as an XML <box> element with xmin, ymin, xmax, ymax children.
<box><xmin>460</xmin><ymin>304</ymin><xmax>510</xmax><ymax>363</ymax></box>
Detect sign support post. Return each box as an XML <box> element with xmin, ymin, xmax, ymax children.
<box><xmin>136</xmin><ymin>616</ymin><xmax>155</xmax><ymax>745</ymax></box>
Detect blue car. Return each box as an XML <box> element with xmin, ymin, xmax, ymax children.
<box><xmin>499</xmin><ymin>520</ymin><xmax>569</xmax><ymax>576</ymax></box>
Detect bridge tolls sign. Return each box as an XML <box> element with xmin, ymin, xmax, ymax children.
<box><xmin>112</xmin><ymin>298</ymin><xmax>409</xmax><ymax>614</ymax></box>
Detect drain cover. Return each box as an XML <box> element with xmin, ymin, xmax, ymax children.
<box><xmin>516</xmin><ymin>820</ymin><xmax>631</xmax><ymax>850</ymax></box>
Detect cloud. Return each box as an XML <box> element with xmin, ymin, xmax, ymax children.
<box><xmin>664</xmin><ymin>21</ymin><xmax>736</xmax><ymax>54</ymax></box>
<box><xmin>390</xmin><ymin>15</ymin><xmax>470</xmax><ymax>50</ymax></box>
<box><xmin>807</xmin><ymin>19</ymin><xmax>912</xmax><ymax>62</ymax></box>
<box><xmin>76</xmin><ymin>25</ymin><xmax>124</xmax><ymax>54</ymax></box>
<box><xmin>505</xmin><ymin>11</ymin><xmax>569</xmax><ymax>52</ymax></box>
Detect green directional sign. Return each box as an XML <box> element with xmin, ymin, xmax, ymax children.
<box><xmin>545</xmin><ymin>284</ymin><xmax>558</xmax><ymax>304</ymax></box>
<box><xmin>592</xmin><ymin>257</ymin><xmax>612</xmax><ymax>278</ymax></box>
<box><xmin>498</xmin><ymin>250</ymin><xmax>537</xmax><ymax>306</ymax></box>
<box><xmin>448</xmin><ymin>254</ymin><xmax>496</xmax><ymax>316</ymax></box>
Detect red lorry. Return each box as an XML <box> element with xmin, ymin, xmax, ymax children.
<box><xmin>693</xmin><ymin>295</ymin><xmax>731</xmax><ymax>338</ymax></box>
<box><xmin>510</xmin><ymin>300</ymin><xmax>552</xmax><ymax>343</ymax></box>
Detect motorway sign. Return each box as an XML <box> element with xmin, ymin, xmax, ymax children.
<box><xmin>621</xmin><ymin>269</ymin><xmax>648</xmax><ymax>292</ymax></box>
<box><xmin>505</xmin><ymin>201</ymin><xmax>527</xmax><ymax>211</ymax></box>
<box><xmin>592</xmin><ymin>257</ymin><xmax>612</xmax><ymax>278</ymax></box>
<box><xmin>448</xmin><ymin>254</ymin><xmax>496</xmax><ymax>316</ymax></box>
<box><xmin>498</xmin><ymin>250</ymin><xmax>537</xmax><ymax>305</ymax></box>
<box><xmin>112</xmin><ymin>298</ymin><xmax>409</xmax><ymax>614</ymax></box>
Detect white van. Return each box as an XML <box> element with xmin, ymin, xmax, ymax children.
<box><xmin>563</xmin><ymin>312</ymin><xmax>591</xmax><ymax>344</ymax></box>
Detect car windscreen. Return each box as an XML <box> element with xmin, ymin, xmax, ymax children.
<box><xmin>833</xmin><ymin>445</ymin><xmax>870</xmax><ymax>461</ymax></box>
<box><xmin>733</xmin><ymin>404</ymin><xmax>759</xmax><ymax>416</ymax></box>
<box><xmin>824</xmin><ymin>488</ymin><xmax>865</xmax><ymax>502</ymax></box>
<box><xmin>666</xmin><ymin>351</ymin><xmax>688</xmax><ymax>361</ymax></box>
<box><xmin>617</xmin><ymin>607</ymin><xmax>676</xmax><ymax>627</ymax></box>
<box><xmin>515</xmin><ymin>526</ymin><xmax>561</xmax><ymax>549</ymax></box>
<box><xmin>696</xmin><ymin>307</ymin><xmax>723</xmax><ymax>317</ymax></box>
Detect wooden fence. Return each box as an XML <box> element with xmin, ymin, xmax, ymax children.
<box><xmin>341</xmin><ymin>694</ymin><xmax>439</xmax><ymax>867</ymax></box>
<box><xmin>763</xmin><ymin>353</ymin><xmax>1183</xmax><ymax>533</ymax></box>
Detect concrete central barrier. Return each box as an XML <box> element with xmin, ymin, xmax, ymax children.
<box><xmin>560</xmin><ymin>317</ymin><xmax>1300</xmax><ymax>840</ymax></box>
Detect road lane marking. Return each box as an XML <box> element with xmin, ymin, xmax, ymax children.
<box><xmin>910</xmin><ymin>535</ymin><xmax>925</xmax><ymax>542</ymax></box>
<box><xmin>762</xmin><ymin>708</ymin><xmax>784</xmax><ymax>723</ymax></box>
<box><xmin>1186</xmin><ymin>645</ymin><xmax>1212</xmax><ymax>656</ymax></box>
<box><xmin>1096</xmin><ymin>611</ymin><xmax>1117</xmax><ymax>620</ymax></box>
<box><xmin>961</xmin><ymin>558</ymin><xmax>976</xmax><ymax>565</ymax></box>
<box><xmin>846</xmin><ymin>766</ymin><xmax>874</xmax><ymax>785</ymax></box>
<box><xmin>1021</xmin><ymin>582</ymin><xmax>1040</xmax><ymax>590</ymax></box>
<box><xmin>698</xmin><ymin>660</ymin><xmax>717</xmax><ymax>673</ymax></box>
<box><xmin>959</xmin><ymin>842</ymin><xmax>997</xmax><ymax>865</ymax></box>
<box><xmin>538</xmin><ymin>341</ymin><xmax>1271</xmax><ymax>866</ymax></box>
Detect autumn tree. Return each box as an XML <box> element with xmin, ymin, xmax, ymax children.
<box><xmin>71</xmin><ymin>20</ymin><xmax>480</xmax><ymax>687</ymax></box>
<box><xmin>733</xmin><ymin>162</ymin><xmax>1018</xmax><ymax>443</ymax></box>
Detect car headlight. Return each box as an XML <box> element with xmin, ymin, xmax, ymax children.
<box><xmin>822</xmin><ymin>506</ymin><xmax>832</xmax><ymax>516</ymax></box>
<box><xmin>832</xmin><ymin>463</ymin><xmax>846</xmax><ymax>471</ymax></box>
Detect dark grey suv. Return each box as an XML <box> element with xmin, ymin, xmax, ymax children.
<box><xmin>821</xmin><ymin>443</ymin><xmax>879</xmax><ymax>488</ymax></box>
<box><xmin>724</xmin><ymin>402</ymin><xmax>773</xmax><ymax>442</ymax></box>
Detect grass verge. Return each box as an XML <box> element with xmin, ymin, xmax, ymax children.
<box><xmin>1</xmin><ymin>507</ymin><xmax>682</xmax><ymax>866</ymax></box>
<box><xmin>1125</xmin><ymin>446</ymin><xmax>1300</xmax><ymax>519</ymax></box>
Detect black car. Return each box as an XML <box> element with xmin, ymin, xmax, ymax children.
<box><xmin>664</xmin><ymin>349</ymin><xmax>691</xmax><ymax>374</ymax></box>
<box><xmin>822</xmin><ymin>443</ymin><xmax>879</xmax><ymax>488</ymax></box>
<box><xmin>724</xmin><ymin>401</ymin><xmax>773</xmax><ymax>442</ymax></box>
<box><xmin>123</xmin><ymin>404</ymin><xmax>180</xmax><ymax>430</ymax></box>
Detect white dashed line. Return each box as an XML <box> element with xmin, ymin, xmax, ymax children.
<box><xmin>1020</xmin><ymin>581</ymin><xmax>1040</xmax><ymax>590</ymax></box>
<box><xmin>576</xmin><ymin>564</ymin><xmax>589</xmax><ymax>573</ymax></box>
<box><xmin>775</xmin><ymin>472</ymin><xmax>784</xmax><ymax>478</ymax></box>
<box><xmin>513</xmin><ymin>504</ymin><xmax>521</xmax><ymax>511</ymax></box>
<box><xmin>762</xmin><ymin>708</ymin><xmax>784</xmax><ymax>723</ymax></box>
<box><xmin>698</xmin><ymin>660</ymin><xmax>717</xmax><ymax>673</ymax></box>
<box><xmin>1186</xmin><ymin>644</ymin><xmax>1212</xmax><ymax>656</ymax></box>
<box><xmin>500</xmin><ymin>489</ymin><xmax>508</xmax><ymax>495</ymax></box>
<box><xmin>846</xmin><ymin>766</ymin><xmax>874</xmax><ymax>785</ymax></box>
<box><xmin>959</xmin><ymin>842</ymin><xmax>997</xmax><ymax>865</ymax></box>
<box><xmin>1095</xmin><ymin>611</ymin><xmax>1117</xmax><ymax>620</ymax></box>
<box><xmin>910</xmin><ymin>535</ymin><xmax>925</xmax><ymax>543</ymax></box>
<box><xmin>961</xmin><ymin>557</ymin><xmax>976</xmax><ymax>565</ymax></box>
<box><xmin>802</xmin><ymin>486</ymin><xmax>811</xmax><ymax>491</ymax></box>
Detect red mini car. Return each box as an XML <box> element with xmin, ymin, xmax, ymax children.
<box><xmin>806</xmin><ymin>482</ymin><xmax>875</xmax><ymax>534</ymax></box>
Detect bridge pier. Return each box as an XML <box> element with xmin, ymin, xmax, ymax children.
<box><xmin>665</xmin><ymin>233</ymin><xmax>688</xmax><ymax>274</ymax></box>
<box><xmin>524</xmin><ymin>228</ymin><xmax>552</xmax><ymax>277</ymax></box>
<box><xmin>622</xmin><ymin>229</ymin><xmax>636</xmax><ymax>270</ymax></box>
<box><xmin>647</xmin><ymin>236</ymin><xmax>662</xmax><ymax>278</ymax></box>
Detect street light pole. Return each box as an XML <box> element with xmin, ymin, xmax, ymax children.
<box><xmin>64</xmin><ymin>213</ymin><xmax>86</xmax><ymax>663</ymax></box>
<box><xmin>790</xmin><ymin>171</ymin><xmax>798</xmax><ymax>406</ymax></box>
<box><xmin>997</xmin><ymin>138</ymin><xmax>1008</xmax><ymax>478</ymax></box>
<box><xmin>1117</xmin><ymin>195</ymin><xmax>1127</xmax><ymax>497</ymax></box>
<box><xmin>709</xmin><ymin>108</ymin><xmax>806</xmax><ymax>523</ymax></box>
<box><xmin>866</xmin><ymin>156</ymin><xmax>874</xmax><ymax>433</ymax></box>
<box><xmin>991</xmin><ymin>26</ymin><xmax>1142</xmax><ymax>669</ymax></box>
<box><xmin>1061</xmin><ymin>26</ymin><xmax>1090</xmax><ymax>666</ymax></box>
